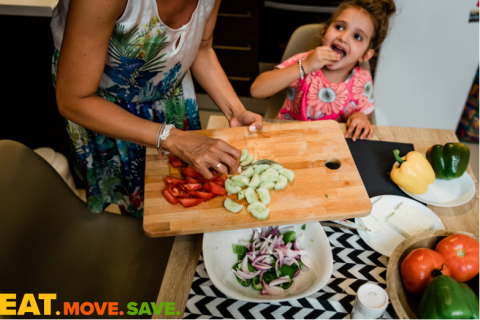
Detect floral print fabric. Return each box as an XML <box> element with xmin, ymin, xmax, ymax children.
<box><xmin>50</xmin><ymin>0</ymin><xmax>213</xmax><ymax>217</ymax></box>
<box><xmin>275</xmin><ymin>51</ymin><xmax>374</xmax><ymax>122</ymax></box>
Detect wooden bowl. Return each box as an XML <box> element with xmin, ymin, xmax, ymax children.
<box><xmin>386</xmin><ymin>230</ymin><xmax>479</xmax><ymax>319</ymax></box>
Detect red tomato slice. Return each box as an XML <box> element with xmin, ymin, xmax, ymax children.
<box><xmin>212</xmin><ymin>179</ymin><xmax>225</xmax><ymax>187</ymax></box>
<box><xmin>165</xmin><ymin>177</ymin><xmax>186</xmax><ymax>185</ymax></box>
<box><xmin>185</xmin><ymin>183</ymin><xmax>203</xmax><ymax>191</ymax></box>
<box><xmin>436</xmin><ymin>234</ymin><xmax>479</xmax><ymax>282</ymax></box>
<box><xmin>162</xmin><ymin>189</ymin><xmax>179</xmax><ymax>204</ymax></box>
<box><xmin>204</xmin><ymin>182</ymin><xmax>227</xmax><ymax>196</ymax></box>
<box><xmin>215</xmin><ymin>173</ymin><xmax>228</xmax><ymax>182</ymax></box>
<box><xmin>178</xmin><ymin>198</ymin><xmax>204</xmax><ymax>208</ymax></box>
<box><xmin>168</xmin><ymin>155</ymin><xmax>187</xmax><ymax>168</ymax></box>
<box><xmin>185</xmin><ymin>176</ymin><xmax>200</xmax><ymax>184</ymax></box>
<box><xmin>190</xmin><ymin>191</ymin><xmax>216</xmax><ymax>200</ymax></box>
<box><xmin>181</xmin><ymin>167</ymin><xmax>203</xmax><ymax>178</ymax></box>
<box><xmin>168</xmin><ymin>185</ymin><xmax>180</xmax><ymax>197</ymax></box>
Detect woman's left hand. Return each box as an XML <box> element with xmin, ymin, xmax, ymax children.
<box><xmin>345</xmin><ymin>112</ymin><xmax>374</xmax><ymax>141</ymax></box>
<box><xmin>229</xmin><ymin>110</ymin><xmax>263</xmax><ymax>132</ymax></box>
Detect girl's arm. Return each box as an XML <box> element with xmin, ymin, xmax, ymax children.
<box><xmin>190</xmin><ymin>0</ymin><xmax>262</xmax><ymax>131</ymax></box>
<box><xmin>55</xmin><ymin>0</ymin><xmax>240</xmax><ymax>179</ymax></box>
<box><xmin>251</xmin><ymin>46</ymin><xmax>340</xmax><ymax>99</ymax></box>
<box><xmin>250</xmin><ymin>64</ymin><xmax>302</xmax><ymax>99</ymax></box>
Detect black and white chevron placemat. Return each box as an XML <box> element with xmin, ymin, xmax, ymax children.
<box><xmin>184</xmin><ymin>226</ymin><xmax>395</xmax><ymax>319</ymax></box>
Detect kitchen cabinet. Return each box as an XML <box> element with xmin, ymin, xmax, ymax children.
<box><xmin>194</xmin><ymin>0</ymin><xmax>259</xmax><ymax>97</ymax></box>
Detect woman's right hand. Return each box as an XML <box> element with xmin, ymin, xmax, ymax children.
<box><xmin>163</xmin><ymin>129</ymin><xmax>241</xmax><ymax>180</ymax></box>
<box><xmin>302</xmin><ymin>46</ymin><xmax>340</xmax><ymax>74</ymax></box>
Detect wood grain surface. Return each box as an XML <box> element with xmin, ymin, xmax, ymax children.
<box><xmin>386</xmin><ymin>230</ymin><xmax>479</xmax><ymax>319</ymax></box>
<box><xmin>152</xmin><ymin>116</ymin><xmax>479</xmax><ymax>319</ymax></box>
<box><xmin>144</xmin><ymin>120</ymin><xmax>372</xmax><ymax>238</ymax></box>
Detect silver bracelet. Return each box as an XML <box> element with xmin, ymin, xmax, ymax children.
<box><xmin>298</xmin><ymin>60</ymin><xmax>304</xmax><ymax>80</ymax></box>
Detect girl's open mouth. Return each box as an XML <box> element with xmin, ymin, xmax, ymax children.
<box><xmin>331</xmin><ymin>45</ymin><xmax>346</xmax><ymax>59</ymax></box>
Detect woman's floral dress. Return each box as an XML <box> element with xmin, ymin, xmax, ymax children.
<box><xmin>51</xmin><ymin>0</ymin><xmax>215</xmax><ymax>217</ymax></box>
<box><xmin>275</xmin><ymin>51</ymin><xmax>375</xmax><ymax>122</ymax></box>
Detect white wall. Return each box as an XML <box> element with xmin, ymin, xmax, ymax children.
<box><xmin>374</xmin><ymin>0</ymin><xmax>479</xmax><ymax>130</ymax></box>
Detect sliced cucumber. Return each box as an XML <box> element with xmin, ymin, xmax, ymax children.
<box><xmin>224</xmin><ymin>198</ymin><xmax>243</xmax><ymax>213</ymax></box>
<box><xmin>232</xmin><ymin>175</ymin><xmax>249</xmax><ymax>187</ymax></box>
<box><xmin>245</xmin><ymin>187</ymin><xmax>258</xmax><ymax>204</ymax></box>
<box><xmin>250</xmin><ymin>206</ymin><xmax>270</xmax><ymax>220</ymax></box>
<box><xmin>274</xmin><ymin>175</ymin><xmax>288</xmax><ymax>190</ymax></box>
<box><xmin>249</xmin><ymin>173</ymin><xmax>261</xmax><ymax>190</ymax></box>
<box><xmin>247</xmin><ymin>201</ymin><xmax>266</xmax><ymax>213</ymax></box>
<box><xmin>240</xmin><ymin>166</ymin><xmax>255</xmax><ymax>178</ymax></box>
<box><xmin>237</xmin><ymin>189</ymin><xmax>246</xmax><ymax>200</ymax></box>
<box><xmin>256</xmin><ymin>187</ymin><xmax>271</xmax><ymax>205</ymax></box>
<box><xmin>255</xmin><ymin>164</ymin><xmax>270</xmax><ymax>174</ymax></box>
<box><xmin>240</xmin><ymin>149</ymin><xmax>249</xmax><ymax>162</ymax></box>
<box><xmin>225</xmin><ymin>179</ymin><xmax>242</xmax><ymax>195</ymax></box>
<box><xmin>259</xmin><ymin>181</ymin><xmax>275</xmax><ymax>190</ymax></box>
<box><xmin>261</xmin><ymin>168</ymin><xmax>279</xmax><ymax>182</ymax></box>
<box><xmin>240</xmin><ymin>154</ymin><xmax>254</xmax><ymax>166</ymax></box>
<box><xmin>270</xmin><ymin>163</ymin><xmax>283</xmax><ymax>170</ymax></box>
<box><xmin>278</xmin><ymin>168</ymin><xmax>295</xmax><ymax>182</ymax></box>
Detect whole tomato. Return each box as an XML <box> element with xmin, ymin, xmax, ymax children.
<box><xmin>435</xmin><ymin>234</ymin><xmax>479</xmax><ymax>282</ymax></box>
<box><xmin>401</xmin><ymin>248</ymin><xmax>452</xmax><ymax>296</ymax></box>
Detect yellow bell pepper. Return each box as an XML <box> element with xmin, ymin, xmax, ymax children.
<box><xmin>390</xmin><ymin>150</ymin><xmax>435</xmax><ymax>194</ymax></box>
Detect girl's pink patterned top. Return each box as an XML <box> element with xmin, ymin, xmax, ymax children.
<box><xmin>275</xmin><ymin>51</ymin><xmax>375</xmax><ymax>122</ymax></box>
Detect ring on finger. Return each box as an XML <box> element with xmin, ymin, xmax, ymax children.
<box><xmin>216</xmin><ymin>163</ymin><xmax>222</xmax><ymax>169</ymax></box>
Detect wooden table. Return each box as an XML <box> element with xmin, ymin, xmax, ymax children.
<box><xmin>152</xmin><ymin>116</ymin><xmax>479</xmax><ymax>319</ymax></box>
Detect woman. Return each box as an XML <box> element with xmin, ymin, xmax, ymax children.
<box><xmin>51</xmin><ymin>0</ymin><xmax>262</xmax><ymax>217</ymax></box>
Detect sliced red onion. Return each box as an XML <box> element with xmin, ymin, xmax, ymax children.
<box><xmin>293</xmin><ymin>238</ymin><xmax>299</xmax><ymax>250</ymax></box>
<box><xmin>246</xmin><ymin>250</ymin><xmax>260</xmax><ymax>257</ymax></box>
<box><xmin>236</xmin><ymin>268</ymin><xmax>261</xmax><ymax>279</ymax></box>
<box><xmin>300</xmin><ymin>255</ymin><xmax>311</xmax><ymax>269</ymax></box>
<box><xmin>275</xmin><ymin>259</ymin><xmax>280</xmax><ymax>277</ymax></box>
<box><xmin>263</xmin><ymin>256</ymin><xmax>274</xmax><ymax>265</ymax></box>
<box><xmin>262</xmin><ymin>280</ymin><xmax>285</xmax><ymax>296</ymax></box>
<box><xmin>276</xmin><ymin>249</ymin><xmax>285</xmax><ymax>267</ymax></box>
<box><xmin>232</xmin><ymin>269</ymin><xmax>246</xmax><ymax>282</ymax></box>
<box><xmin>242</xmin><ymin>255</ymin><xmax>249</xmax><ymax>273</ymax></box>
<box><xmin>283</xmin><ymin>257</ymin><xmax>299</xmax><ymax>267</ymax></box>
<box><xmin>279</xmin><ymin>226</ymin><xmax>295</xmax><ymax>234</ymax></box>
<box><xmin>260</xmin><ymin>290</ymin><xmax>268</xmax><ymax>295</ymax></box>
<box><xmin>286</xmin><ymin>242</ymin><xmax>292</xmax><ymax>249</ymax></box>
<box><xmin>269</xmin><ymin>276</ymin><xmax>291</xmax><ymax>287</ymax></box>
<box><xmin>254</xmin><ymin>263</ymin><xmax>272</xmax><ymax>271</ymax></box>
<box><xmin>260</xmin><ymin>270</ymin><xmax>265</xmax><ymax>281</ymax></box>
<box><xmin>267</xmin><ymin>226</ymin><xmax>279</xmax><ymax>237</ymax></box>
<box><xmin>293</xmin><ymin>269</ymin><xmax>301</xmax><ymax>278</ymax></box>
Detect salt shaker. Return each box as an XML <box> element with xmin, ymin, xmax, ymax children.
<box><xmin>351</xmin><ymin>283</ymin><xmax>389</xmax><ymax>319</ymax></box>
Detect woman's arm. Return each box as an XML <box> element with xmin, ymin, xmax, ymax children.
<box><xmin>190</xmin><ymin>0</ymin><xmax>262</xmax><ymax>131</ymax></box>
<box><xmin>55</xmin><ymin>0</ymin><xmax>240</xmax><ymax>178</ymax></box>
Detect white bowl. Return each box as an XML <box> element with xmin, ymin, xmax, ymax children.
<box><xmin>203</xmin><ymin>222</ymin><xmax>333</xmax><ymax>302</ymax></box>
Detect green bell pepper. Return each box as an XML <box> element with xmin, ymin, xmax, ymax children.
<box><xmin>420</xmin><ymin>275</ymin><xmax>479</xmax><ymax>319</ymax></box>
<box><xmin>426</xmin><ymin>143</ymin><xmax>470</xmax><ymax>180</ymax></box>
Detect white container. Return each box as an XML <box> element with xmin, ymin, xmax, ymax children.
<box><xmin>351</xmin><ymin>283</ymin><xmax>389</xmax><ymax>319</ymax></box>
<box><xmin>34</xmin><ymin>147</ymin><xmax>78</xmax><ymax>196</ymax></box>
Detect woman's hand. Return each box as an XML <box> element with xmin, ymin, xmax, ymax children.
<box><xmin>345</xmin><ymin>112</ymin><xmax>374</xmax><ymax>141</ymax></box>
<box><xmin>302</xmin><ymin>47</ymin><xmax>340</xmax><ymax>74</ymax></box>
<box><xmin>229</xmin><ymin>110</ymin><xmax>263</xmax><ymax>132</ymax></box>
<box><xmin>163</xmin><ymin>129</ymin><xmax>241</xmax><ymax>179</ymax></box>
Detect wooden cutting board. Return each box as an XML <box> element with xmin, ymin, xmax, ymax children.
<box><xmin>144</xmin><ymin>120</ymin><xmax>371</xmax><ymax>237</ymax></box>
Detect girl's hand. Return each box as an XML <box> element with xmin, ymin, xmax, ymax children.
<box><xmin>302</xmin><ymin>46</ymin><xmax>341</xmax><ymax>74</ymax></box>
<box><xmin>163</xmin><ymin>129</ymin><xmax>241</xmax><ymax>179</ymax></box>
<box><xmin>229</xmin><ymin>110</ymin><xmax>263</xmax><ymax>132</ymax></box>
<box><xmin>345</xmin><ymin>112</ymin><xmax>374</xmax><ymax>141</ymax></box>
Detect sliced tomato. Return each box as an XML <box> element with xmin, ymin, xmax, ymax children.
<box><xmin>162</xmin><ymin>189</ymin><xmax>179</xmax><ymax>204</ymax></box>
<box><xmin>185</xmin><ymin>176</ymin><xmax>200</xmax><ymax>184</ymax></box>
<box><xmin>190</xmin><ymin>191</ymin><xmax>216</xmax><ymax>200</ymax></box>
<box><xmin>168</xmin><ymin>155</ymin><xmax>187</xmax><ymax>168</ymax></box>
<box><xmin>165</xmin><ymin>177</ymin><xmax>186</xmax><ymax>185</ymax></box>
<box><xmin>204</xmin><ymin>182</ymin><xmax>227</xmax><ymax>196</ymax></box>
<box><xmin>185</xmin><ymin>183</ymin><xmax>203</xmax><ymax>191</ymax></box>
<box><xmin>215</xmin><ymin>173</ymin><xmax>228</xmax><ymax>183</ymax></box>
<box><xmin>181</xmin><ymin>167</ymin><xmax>204</xmax><ymax>178</ymax></box>
<box><xmin>212</xmin><ymin>178</ymin><xmax>225</xmax><ymax>187</ymax></box>
<box><xmin>178</xmin><ymin>198</ymin><xmax>204</xmax><ymax>208</ymax></box>
<box><xmin>167</xmin><ymin>185</ymin><xmax>180</xmax><ymax>197</ymax></box>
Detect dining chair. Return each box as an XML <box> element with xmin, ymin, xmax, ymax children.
<box><xmin>0</xmin><ymin>140</ymin><xmax>174</xmax><ymax>319</ymax></box>
<box><xmin>263</xmin><ymin>23</ymin><xmax>373</xmax><ymax>122</ymax></box>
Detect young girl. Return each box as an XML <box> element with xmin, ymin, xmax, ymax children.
<box><xmin>251</xmin><ymin>0</ymin><xmax>395</xmax><ymax>141</ymax></box>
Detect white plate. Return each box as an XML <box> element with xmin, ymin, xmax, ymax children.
<box><xmin>398</xmin><ymin>173</ymin><xmax>475</xmax><ymax>207</ymax></box>
<box><xmin>355</xmin><ymin>195</ymin><xmax>445</xmax><ymax>257</ymax></box>
<box><xmin>393</xmin><ymin>158</ymin><xmax>476</xmax><ymax>207</ymax></box>
<box><xmin>203</xmin><ymin>222</ymin><xmax>333</xmax><ymax>302</ymax></box>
